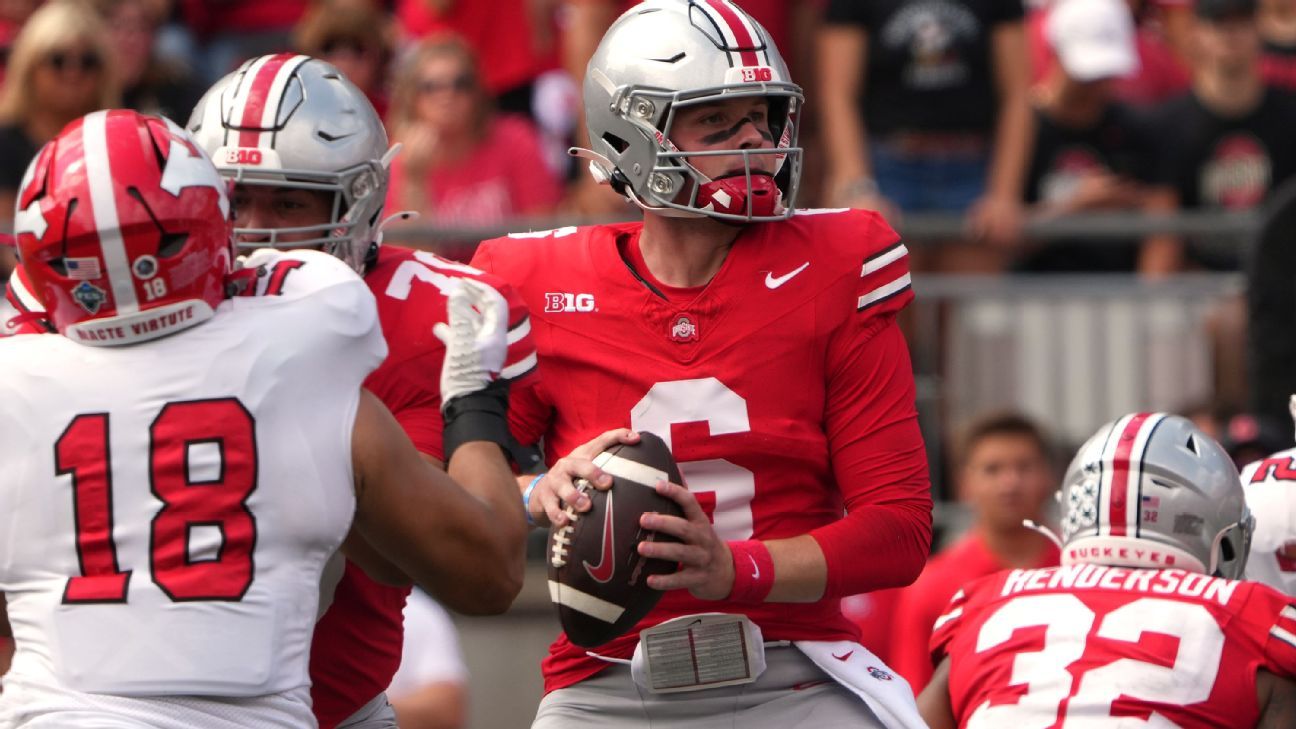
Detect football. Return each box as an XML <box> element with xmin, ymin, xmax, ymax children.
<box><xmin>546</xmin><ymin>431</ymin><xmax>685</xmax><ymax>648</ymax></box>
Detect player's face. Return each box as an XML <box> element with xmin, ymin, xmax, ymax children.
<box><xmin>960</xmin><ymin>434</ymin><xmax>1054</xmax><ymax>533</ymax></box>
<box><xmin>669</xmin><ymin>97</ymin><xmax>776</xmax><ymax>182</ymax></box>
<box><xmin>231</xmin><ymin>185</ymin><xmax>334</xmax><ymax>246</ymax></box>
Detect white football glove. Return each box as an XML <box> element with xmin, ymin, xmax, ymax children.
<box><xmin>433</xmin><ymin>277</ymin><xmax>510</xmax><ymax>408</ymax></box>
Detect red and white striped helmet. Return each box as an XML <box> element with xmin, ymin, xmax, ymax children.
<box><xmin>1059</xmin><ymin>412</ymin><xmax>1254</xmax><ymax>579</ymax></box>
<box><xmin>577</xmin><ymin>0</ymin><xmax>803</xmax><ymax>222</ymax></box>
<box><xmin>187</xmin><ymin>54</ymin><xmax>394</xmax><ymax>272</ymax></box>
<box><xmin>14</xmin><ymin>110</ymin><xmax>234</xmax><ymax>346</ymax></box>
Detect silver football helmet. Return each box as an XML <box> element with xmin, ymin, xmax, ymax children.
<box><xmin>187</xmin><ymin>54</ymin><xmax>396</xmax><ymax>272</ymax></box>
<box><xmin>1058</xmin><ymin>413</ymin><xmax>1253</xmax><ymax>579</ymax></box>
<box><xmin>576</xmin><ymin>0</ymin><xmax>803</xmax><ymax>222</ymax></box>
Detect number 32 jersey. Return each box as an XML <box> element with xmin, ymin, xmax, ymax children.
<box><xmin>0</xmin><ymin>250</ymin><xmax>385</xmax><ymax>727</ymax></box>
<box><xmin>931</xmin><ymin>564</ymin><xmax>1296</xmax><ymax>728</ymax></box>
<box><xmin>472</xmin><ymin>209</ymin><xmax>931</xmax><ymax>692</ymax></box>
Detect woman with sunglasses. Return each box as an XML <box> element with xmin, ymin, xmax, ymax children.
<box><xmin>0</xmin><ymin>0</ymin><xmax>120</xmax><ymax>228</ymax></box>
<box><xmin>385</xmin><ymin>34</ymin><xmax>562</xmax><ymax>257</ymax></box>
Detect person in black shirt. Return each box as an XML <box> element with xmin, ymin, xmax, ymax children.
<box><xmin>1018</xmin><ymin>0</ymin><xmax>1172</xmax><ymax>272</ymax></box>
<box><xmin>818</xmin><ymin>0</ymin><xmax>1034</xmax><ymax>249</ymax></box>
<box><xmin>1146</xmin><ymin>0</ymin><xmax>1296</xmax><ymax>273</ymax></box>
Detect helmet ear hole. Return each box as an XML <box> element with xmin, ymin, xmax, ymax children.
<box><xmin>1220</xmin><ymin>538</ymin><xmax>1235</xmax><ymax>562</ymax></box>
<box><xmin>602</xmin><ymin>133</ymin><xmax>629</xmax><ymax>154</ymax></box>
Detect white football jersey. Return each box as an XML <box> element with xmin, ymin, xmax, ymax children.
<box><xmin>1241</xmin><ymin>446</ymin><xmax>1296</xmax><ymax>597</ymax></box>
<box><xmin>0</xmin><ymin>250</ymin><xmax>386</xmax><ymax>728</ymax></box>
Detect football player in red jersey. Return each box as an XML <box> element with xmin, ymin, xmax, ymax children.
<box><xmin>470</xmin><ymin>2</ymin><xmax>932</xmax><ymax>726</ymax></box>
<box><xmin>918</xmin><ymin>412</ymin><xmax>1296</xmax><ymax>728</ymax></box>
<box><xmin>185</xmin><ymin>54</ymin><xmax>543</xmax><ymax>728</ymax></box>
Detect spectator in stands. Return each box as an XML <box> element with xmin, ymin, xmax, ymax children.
<box><xmin>294</xmin><ymin>0</ymin><xmax>393</xmax><ymax>119</ymax></box>
<box><xmin>96</xmin><ymin>0</ymin><xmax>203</xmax><ymax>123</ymax></box>
<box><xmin>386</xmin><ymin>35</ymin><xmax>562</xmax><ymax>233</ymax></box>
<box><xmin>394</xmin><ymin>0</ymin><xmax>555</xmax><ymax>121</ymax></box>
<box><xmin>817</xmin><ymin>0</ymin><xmax>1034</xmax><ymax>254</ymax></box>
<box><xmin>1259</xmin><ymin>0</ymin><xmax>1296</xmax><ymax>89</ymax></box>
<box><xmin>1028</xmin><ymin>0</ymin><xmax>1191</xmax><ymax>106</ymax></box>
<box><xmin>1142</xmin><ymin>0</ymin><xmax>1296</xmax><ymax>273</ymax></box>
<box><xmin>387</xmin><ymin>589</ymin><xmax>469</xmax><ymax>729</ymax></box>
<box><xmin>0</xmin><ymin>0</ymin><xmax>119</xmax><ymax>224</ymax></box>
<box><xmin>179</xmin><ymin>0</ymin><xmax>308</xmax><ymax>82</ymax></box>
<box><xmin>1018</xmin><ymin>0</ymin><xmax>1175</xmax><ymax>272</ymax></box>
<box><xmin>889</xmin><ymin>411</ymin><xmax>1060</xmax><ymax>692</ymax></box>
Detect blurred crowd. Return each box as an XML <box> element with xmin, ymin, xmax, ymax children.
<box><xmin>0</xmin><ymin>0</ymin><xmax>1291</xmax><ymax>277</ymax></box>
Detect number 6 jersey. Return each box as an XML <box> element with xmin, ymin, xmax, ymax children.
<box><xmin>472</xmin><ymin>209</ymin><xmax>932</xmax><ymax>693</ymax></box>
<box><xmin>0</xmin><ymin>250</ymin><xmax>386</xmax><ymax>728</ymax></box>
<box><xmin>931</xmin><ymin>564</ymin><xmax>1296</xmax><ymax>728</ymax></box>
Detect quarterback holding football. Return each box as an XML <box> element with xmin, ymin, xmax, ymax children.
<box><xmin>471</xmin><ymin>1</ymin><xmax>932</xmax><ymax>726</ymax></box>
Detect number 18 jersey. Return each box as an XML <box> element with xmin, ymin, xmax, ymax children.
<box><xmin>931</xmin><ymin>564</ymin><xmax>1296</xmax><ymax>728</ymax></box>
<box><xmin>0</xmin><ymin>250</ymin><xmax>385</xmax><ymax>727</ymax></box>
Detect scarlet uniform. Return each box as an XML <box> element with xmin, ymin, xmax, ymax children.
<box><xmin>0</xmin><ymin>250</ymin><xmax>384</xmax><ymax>727</ymax></box>
<box><xmin>308</xmin><ymin>244</ymin><xmax>536</xmax><ymax>728</ymax></box>
<box><xmin>931</xmin><ymin>564</ymin><xmax>1296</xmax><ymax>728</ymax></box>
<box><xmin>472</xmin><ymin>208</ymin><xmax>932</xmax><ymax>692</ymax></box>
<box><xmin>1241</xmin><ymin>447</ymin><xmax>1296</xmax><ymax>597</ymax></box>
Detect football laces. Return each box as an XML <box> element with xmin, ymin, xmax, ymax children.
<box><xmin>550</xmin><ymin>479</ymin><xmax>591</xmax><ymax>568</ymax></box>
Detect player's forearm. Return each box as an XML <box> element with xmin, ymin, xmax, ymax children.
<box><xmin>447</xmin><ymin>441</ymin><xmax>529</xmax><ymax>562</ymax></box>
<box><xmin>764</xmin><ymin>535</ymin><xmax>828</xmax><ymax>602</ymax></box>
<box><xmin>985</xmin><ymin>23</ymin><xmax>1032</xmax><ymax>202</ymax></box>
<box><xmin>810</xmin><ymin>499</ymin><xmax>932</xmax><ymax>597</ymax></box>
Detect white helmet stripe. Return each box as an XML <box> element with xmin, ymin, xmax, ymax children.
<box><xmin>697</xmin><ymin>0</ymin><xmax>761</xmax><ymax>66</ymax></box>
<box><xmin>1098</xmin><ymin>412</ymin><xmax>1168</xmax><ymax>537</ymax></box>
<box><xmin>226</xmin><ymin>54</ymin><xmax>310</xmax><ymax>150</ymax></box>
<box><xmin>225</xmin><ymin>54</ymin><xmax>274</xmax><ymax>142</ymax></box>
<box><xmin>254</xmin><ymin>54</ymin><xmax>310</xmax><ymax>149</ymax></box>
<box><xmin>80</xmin><ymin>111</ymin><xmax>139</xmax><ymax>315</ymax></box>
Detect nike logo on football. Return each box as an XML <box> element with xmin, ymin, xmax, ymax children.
<box><xmin>582</xmin><ymin>491</ymin><xmax>616</xmax><ymax>584</ymax></box>
<box><xmin>833</xmin><ymin>650</ymin><xmax>854</xmax><ymax>662</ymax></box>
<box><xmin>765</xmin><ymin>262</ymin><xmax>809</xmax><ymax>289</ymax></box>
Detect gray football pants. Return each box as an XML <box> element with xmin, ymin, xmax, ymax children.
<box><xmin>334</xmin><ymin>692</ymin><xmax>397</xmax><ymax>729</ymax></box>
<box><xmin>532</xmin><ymin>646</ymin><xmax>884</xmax><ymax>729</ymax></box>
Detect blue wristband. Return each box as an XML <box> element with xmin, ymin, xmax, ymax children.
<box><xmin>523</xmin><ymin>473</ymin><xmax>545</xmax><ymax>527</ymax></box>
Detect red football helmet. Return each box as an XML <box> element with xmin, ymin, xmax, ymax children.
<box><xmin>14</xmin><ymin>110</ymin><xmax>235</xmax><ymax>345</ymax></box>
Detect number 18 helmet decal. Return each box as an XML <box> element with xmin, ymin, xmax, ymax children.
<box><xmin>1057</xmin><ymin>413</ymin><xmax>1254</xmax><ymax>579</ymax></box>
<box><xmin>14</xmin><ymin>110</ymin><xmax>234</xmax><ymax>345</ymax></box>
<box><xmin>188</xmin><ymin>54</ymin><xmax>395</xmax><ymax>273</ymax></box>
<box><xmin>576</xmin><ymin>0</ymin><xmax>803</xmax><ymax>222</ymax></box>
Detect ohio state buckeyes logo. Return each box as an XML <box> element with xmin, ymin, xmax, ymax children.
<box><xmin>582</xmin><ymin>490</ymin><xmax>616</xmax><ymax>584</ymax></box>
<box><xmin>669</xmin><ymin>314</ymin><xmax>698</xmax><ymax>343</ymax></box>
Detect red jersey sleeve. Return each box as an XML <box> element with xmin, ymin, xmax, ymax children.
<box><xmin>470</xmin><ymin>238</ymin><xmax>553</xmax><ymax>447</ymax></box>
<box><xmin>929</xmin><ymin>583</ymin><xmax>975</xmax><ymax>664</ymax></box>
<box><xmin>809</xmin><ymin>214</ymin><xmax>931</xmax><ymax>598</ymax></box>
<box><xmin>1254</xmin><ymin>583</ymin><xmax>1296</xmax><ymax>679</ymax></box>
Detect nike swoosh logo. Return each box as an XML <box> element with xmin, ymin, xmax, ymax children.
<box><xmin>748</xmin><ymin>554</ymin><xmax>761</xmax><ymax>580</ymax></box>
<box><xmin>765</xmin><ymin>262</ymin><xmax>809</xmax><ymax>289</ymax></box>
<box><xmin>833</xmin><ymin>650</ymin><xmax>854</xmax><ymax>662</ymax></box>
<box><xmin>582</xmin><ymin>490</ymin><xmax>615</xmax><ymax>584</ymax></box>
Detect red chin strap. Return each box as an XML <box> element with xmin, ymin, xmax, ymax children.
<box><xmin>696</xmin><ymin>174</ymin><xmax>782</xmax><ymax>218</ymax></box>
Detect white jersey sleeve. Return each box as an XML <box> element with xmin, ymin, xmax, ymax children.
<box><xmin>0</xmin><ymin>249</ymin><xmax>385</xmax><ymax>727</ymax></box>
<box><xmin>1242</xmin><ymin>447</ymin><xmax>1296</xmax><ymax>597</ymax></box>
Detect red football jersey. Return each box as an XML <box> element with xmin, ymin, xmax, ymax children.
<box><xmin>471</xmin><ymin>209</ymin><xmax>931</xmax><ymax>693</ymax></box>
<box><xmin>308</xmin><ymin>244</ymin><xmax>535</xmax><ymax>729</ymax></box>
<box><xmin>931</xmin><ymin>564</ymin><xmax>1296</xmax><ymax>728</ymax></box>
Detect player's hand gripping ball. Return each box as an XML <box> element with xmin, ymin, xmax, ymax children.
<box><xmin>547</xmin><ymin>431</ymin><xmax>685</xmax><ymax>647</ymax></box>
